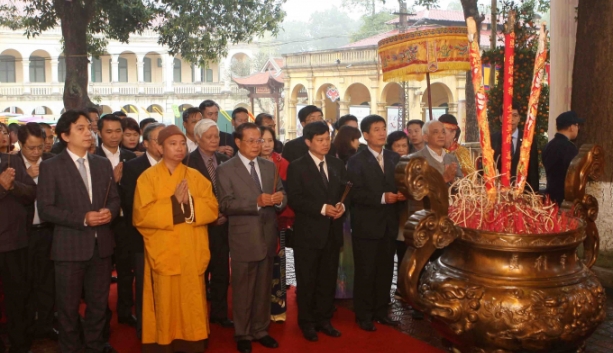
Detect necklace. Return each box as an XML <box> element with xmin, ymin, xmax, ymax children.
<box><xmin>181</xmin><ymin>189</ymin><xmax>195</xmax><ymax>224</ymax></box>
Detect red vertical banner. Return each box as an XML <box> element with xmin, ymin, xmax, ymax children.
<box><xmin>501</xmin><ymin>31</ymin><xmax>515</xmax><ymax>187</ymax></box>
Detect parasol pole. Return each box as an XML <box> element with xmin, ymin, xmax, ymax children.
<box><xmin>466</xmin><ymin>17</ymin><xmax>497</xmax><ymax>200</ymax></box>
<box><xmin>501</xmin><ymin>10</ymin><xmax>516</xmax><ymax>188</ymax></box>
<box><xmin>515</xmin><ymin>23</ymin><xmax>548</xmax><ymax>195</ymax></box>
<box><xmin>426</xmin><ymin>72</ymin><xmax>434</xmax><ymax>121</ymax></box>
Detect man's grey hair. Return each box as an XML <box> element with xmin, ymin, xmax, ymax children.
<box><xmin>142</xmin><ymin>123</ymin><xmax>166</xmax><ymax>142</ymax></box>
<box><xmin>194</xmin><ymin>119</ymin><xmax>219</xmax><ymax>139</ymax></box>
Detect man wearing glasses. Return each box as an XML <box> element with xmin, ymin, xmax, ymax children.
<box><xmin>17</xmin><ymin>123</ymin><xmax>57</xmax><ymax>341</ymax></box>
<box><xmin>217</xmin><ymin>123</ymin><xmax>287</xmax><ymax>353</ymax></box>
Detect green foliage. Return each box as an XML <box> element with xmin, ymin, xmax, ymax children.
<box><xmin>482</xmin><ymin>0</ymin><xmax>550</xmax><ymax>167</ymax></box>
<box><xmin>413</xmin><ymin>0</ymin><xmax>440</xmax><ymax>10</ymax></box>
<box><xmin>351</xmin><ymin>10</ymin><xmax>396</xmax><ymax>42</ymax></box>
<box><xmin>0</xmin><ymin>0</ymin><xmax>286</xmax><ymax>65</ymax></box>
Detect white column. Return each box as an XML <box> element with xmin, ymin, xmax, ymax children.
<box><xmin>137</xmin><ymin>54</ymin><xmax>145</xmax><ymax>94</ymax></box>
<box><xmin>220</xmin><ymin>59</ymin><xmax>231</xmax><ymax>93</ymax></box>
<box><xmin>22</xmin><ymin>60</ymin><xmax>31</xmax><ymax>94</ymax></box>
<box><xmin>111</xmin><ymin>54</ymin><xmax>119</xmax><ymax>94</ymax></box>
<box><xmin>549</xmin><ymin>0</ymin><xmax>579</xmax><ymax>140</ymax></box>
<box><xmin>87</xmin><ymin>56</ymin><xmax>92</xmax><ymax>82</ymax></box>
<box><xmin>51</xmin><ymin>57</ymin><xmax>60</xmax><ymax>94</ymax></box>
<box><xmin>193</xmin><ymin>64</ymin><xmax>202</xmax><ymax>82</ymax></box>
<box><xmin>164</xmin><ymin>55</ymin><xmax>174</xmax><ymax>93</ymax></box>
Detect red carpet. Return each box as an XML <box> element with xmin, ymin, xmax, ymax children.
<box><xmin>105</xmin><ymin>282</ymin><xmax>443</xmax><ymax>353</ymax></box>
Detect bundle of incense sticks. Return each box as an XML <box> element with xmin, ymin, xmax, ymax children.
<box><xmin>273</xmin><ymin>165</ymin><xmax>279</xmax><ymax>193</ymax></box>
<box><xmin>339</xmin><ymin>181</ymin><xmax>353</xmax><ymax>204</ymax></box>
<box><xmin>103</xmin><ymin>176</ymin><xmax>112</xmax><ymax>208</ymax></box>
<box><xmin>501</xmin><ymin>10</ymin><xmax>516</xmax><ymax>188</ymax></box>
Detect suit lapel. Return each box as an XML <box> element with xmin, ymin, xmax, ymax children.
<box><xmin>232</xmin><ymin>156</ymin><xmax>261</xmax><ymax>194</ymax></box>
<box><xmin>307</xmin><ymin>156</ymin><xmax>328</xmax><ymax>192</ymax></box>
<box><xmin>364</xmin><ymin>149</ymin><xmax>384</xmax><ymax>177</ymax></box>
<box><xmin>258</xmin><ymin>157</ymin><xmax>272</xmax><ymax>194</ymax></box>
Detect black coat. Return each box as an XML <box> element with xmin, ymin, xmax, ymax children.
<box><xmin>542</xmin><ymin>133</ymin><xmax>579</xmax><ymax>205</ymax></box>
<box><xmin>287</xmin><ymin>154</ymin><xmax>347</xmax><ymax>250</ymax></box>
<box><xmin>16</xmin><ymin>151</ymin><xmax>54</xmax><ymax>229</ymax></box>
<box><xmin>0</xmin><ymin>153</ymin><xmax>36</xmax><ymax>253</ymax></box>
<box><xmin>346</xmin><ymin>148</ymin><xmax>400</xmax><ymax>240</ymax></box>
<box><xmin>119</xmin><ymin>154</ymin><xmax>154</xmax><ymax>253</ymax></box>
<box><xmin>491</xmin><ymin>129</ymin><xmax>540</xmax><ymax>192</ymax></box>
<box><xmin>219</xmin><ymin>131</ymin><xmax>237</xmax><ymax>154</ymax></box>
<box><xmin>38</xmin><ymin>150</ymin><xmax>120</xmax><ymax>261</ymax></box>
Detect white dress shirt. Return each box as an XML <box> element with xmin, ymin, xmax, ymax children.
<box><xmin>237</xmin><ymin>152</ymin><xmax>263</xmax><ymax>211</ymax></box>
<box><xmin>146</xmin><ymin>151</ymin><xmax>160</xmax><ymax>166</ymax></box>
<box><xmin>187</xmin><ymin>137</ymin><xmax>198</xmax><ymax>153</ymax></box>
<box><xmin>66</xmin><ymin>148</ymin><xmax>93</xmax><ymax>203</ymax></box>
<box><xmin>426</xmin><ymin>145</ymin><xmax>446</xmax><ymax>164</ymax></box>
<box><xmin>367</xmin><ymin>146</ymin><xmax>388</xmax><ymax>205</ymax></box>
<box><xmin>22</xmin><ymin>154</ymin><xmax>42</xmax><ymax>225</ymax></box>
<box><xmin>101</xmin><ymin>144</ymin><xmax>121</xmax><ymax>168</ymax></box>
<box><xmin>512</xmin><ymin>129</ymin><xmax>519</xmax><ymax>154</ymax></box>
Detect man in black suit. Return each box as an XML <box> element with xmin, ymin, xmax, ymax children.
<box><xmin>95</xmin><ymin>114</ymin><xmax>137</xmax><ymax>331</ymax></box>
<box><xmin>199</xmin><ymin>99</ymin><xmax>236</xmax><ymax>157</ymax></box>
<box><xmin>185</xmin><ymin>118</ymin><xmax>233</xmax><ymax>328</ymax></box>
<box><xmin>282</xmin><ymin>105</ymin><xmax>336</xmax><ymax>163</ymax></box>
<box><xmin>120</xmin><ymin>122</ymin><xmax>165</xmax><ymax>339</ymax></box>
<box><xmin>0</xmin><ymin>146</ymin><xmax>36</xmax><ymax>353</ymax></box>
<box><xmin>347</xmin><ymin>114</ymin><xmax>405</xmax><ymax>331</ymax></box>
<box><xmin>542</xmin><ymin>111</ymin><xmax>585</xmax><ymax>205</ymax></box>
<box><xmin>491</xmin><ymin>104</ymin><xmax>540</xmax><ymax>192</ymax></box>
<box><xmin>255</xmin><ymin>113</ymin><xmax>283</xmax><ymax>153</ymax></box>
<box><xmin>17</xmin><ymin>123</ymin><xmax>58</xmax><ymax>341</ymax></box>
<box><xmin>38</xmin><ymin>110</ymin><xmax>120</xmax><ymax>353</ymax></box>
<box><xmin>287</xmin><ymin>121</ymin><xmax>347</xmax><ymax>342</ymax></box>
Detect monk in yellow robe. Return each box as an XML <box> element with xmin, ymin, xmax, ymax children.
<box><xmin>133</xmin><ymin>125</ymin><xmax>218</xmax><ymax>352</ymax></box>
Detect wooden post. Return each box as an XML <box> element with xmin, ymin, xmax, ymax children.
<box><xmin>426</xmin><ymin>72</ymin><xmax>434</xmax><ymax>121</ymax></box>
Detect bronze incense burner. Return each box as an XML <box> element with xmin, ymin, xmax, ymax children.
<box><xmin>395</xmin><ymin>145</ymin><xmax>606</xmax><ymax>353</ymax></box>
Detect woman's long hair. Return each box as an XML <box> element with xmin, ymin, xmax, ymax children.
<box><xmin>333</xmin><ymin>125</ymin><xmax>361</xmax><ymax>164</ymax></box>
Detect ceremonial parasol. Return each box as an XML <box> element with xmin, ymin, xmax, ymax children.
<box><xmin>377</xmin><ymin>26</ymin><xmax>471</xmax><ymax>121</ymax></box>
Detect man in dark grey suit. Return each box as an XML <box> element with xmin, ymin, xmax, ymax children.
<box><xmin>0</xmin><ymin>150</ymin><xmax>36</xmax><ymax>353</ymax></box>
<box><xmin>409</xmin><ymin>120</ymin><xmax>463</xmax><ymax>182</ymax></box>
<box><xmin>185</xmin><ymin>118</ymin><xmax>233</xmax><ymax>328</ymax></box>
<box><xmin>217</xmin><ymin>123</ymin><xmax>287</xmax><ymax>353</ymax></box>
<box><xmin>38</xmin><ymin>110</ymin><xmax>121</xmax><ymax>353</ymax></box>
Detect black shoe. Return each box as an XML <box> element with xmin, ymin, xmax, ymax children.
<box><xmin>110</xmin><ymin>276</ymin><xmax>118</xmax><ymax>284</ymax></box>
<box><xmin>237</xmin><ymin>340</ymin><xmax>252</xmax><ymax>353</ymax></box>
<box><xmin>301</xmin><ymin>326</ymin><xmax>318</xmax><ymax>342</ymax></box>
<box><xmin>210</xmin><ymin>317</ymin><xmax>234</xmax><ymax>328</ymax></box>
<box><xmin>102</xmin><ymin>343</ymin><xmax>117</xmax><ymax>353</ymax></box>
<box><xmin>35</xmin><ymin>328</ymin><xmax>59</xmax><ymax>341</ymax></box>
<box><xmin>374</xmin><ymin>316</ymin><xmax>399</xmax><ymax>326</ymax></box>
<box><xmin>356</xmin><ymin>320</ymin><xmax>377</xmax><ymax>332</ymax></box>
<box><xmin>118</xmin><ymin>314</ymin><xmax>137</xmax><ymax>327</ymax></box>
<box><xmin>316</xmin><ymin>322</ymin><xmax>341</xmax><ymax>337</ymax></box>
<box><xmin>257</xmin><ymin>335</ymin><xmax>279</xmax><ymax>348</ymax></box>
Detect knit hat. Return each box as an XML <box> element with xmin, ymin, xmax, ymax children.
<box><xmin>298</xmin><ymin>105</ymin><xmax>323</xmax><ymax>123</ymax></box>
<box><xmin>157</xmin><ymin>125</ymin><xmax>185</xmax><ymax>145</ymax></box>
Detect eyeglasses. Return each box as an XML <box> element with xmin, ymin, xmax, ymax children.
<box><xmin>242</xmin><ymin>139</ymin><xmax>264</xmax><ymax>145</ymax></box>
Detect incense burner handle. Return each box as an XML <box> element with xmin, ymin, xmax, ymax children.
<box><xmin>562</xmin><ymin>144</ymin><xmax>605</xmax><ymax>268</ymax></box>
<box><xmin>395</xmin><ymin>157</ymin><xmax>461</xmax><ymax>311</ymax></box>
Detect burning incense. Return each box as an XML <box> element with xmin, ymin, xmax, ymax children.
<box><xmin>273</xmin><ymin>165</ymin><xmax>280</xmax><ymax>193</ymax></box>
<box><xmin>466</xmin><ymin>17</ymin><xmax>496</xmax><ymax>199</ymax></box>
<box><xmin>339</xmin><ymin>181</ymin><xmax>353</xmax><ymax>204</ymax></box>
<box><xmin>515</xmin><ymin>23</ymin><xmax>548</xmax><ymax>195</ymax></box>
<box><xmin>103</xmin><ymin>176</ymin><xmax>113</xmax><ymax>208</ymax></box>
<box><xmin>501</xmin><ymin>10</ymin><xmax>516</xmax><ymax>188</ymax></box>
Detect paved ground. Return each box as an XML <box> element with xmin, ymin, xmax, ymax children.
<box><xmin>5</xmin><ymin>248</ymin><xmax>612</xmax><ymax>352</ymax></box>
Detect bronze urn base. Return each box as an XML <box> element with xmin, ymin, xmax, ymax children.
<box><xmin>395</xmin><ymin>145</ymin><xmax>606</xmax><ymax>353</ymax></box>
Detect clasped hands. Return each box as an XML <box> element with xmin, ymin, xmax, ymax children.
<box><xmin>85</xmin><ymin>208</ymin><xmax>112</xmax><ymax>227</ymax></box>
<box><xmin>384</xmin><ymin>192</ymin><xmax>407</xmax><ymax>204</ymax></box>
<box><xmin>324</xmin><ymin>203</ymin><xmax>345</xmax><ymax>219</ymax></box>
<box><xmin>257</xmin><ymin>192</ymin><xmax>284</xmax><ymax>207</ymax></box>
<box><xmin>174</xmin><ymin>179</ymin><xmax>190</xmax><ymax>204</ymax></box>
<box><xmin>0</xmin><ymin>168</ymin><xmax>15</xmax><ymax>191</ymax></box>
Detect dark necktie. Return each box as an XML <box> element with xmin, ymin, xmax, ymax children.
<box><xmin>206</xmin><ymin>157</ymin><xmax>217</xmax><ymax>194</ymax></box>
<box><xmin>249</xmin><ymin>161</ymin><xmax>263</xmax><ymax>193</ymax></box>
<box><xmin>319</xmin><ymin>161</ymin><xmax>329</xmax><ymax>189</ymax></box>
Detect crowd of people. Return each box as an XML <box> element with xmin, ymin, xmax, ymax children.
<box><xmin>0</xmin><ymin>100</ymin><xmax>584</xmax><ymax>353</ymax></box>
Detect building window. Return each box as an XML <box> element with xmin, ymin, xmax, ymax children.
<box><xmin>29</xmin><ymin>56</ymin><xmax>46</xmax><ymax>83</ymax></box>
<box><xmin>205</xmin><ymin>68</ymin><xmax>213</xmax><ymax>82</ymax></box>
<box><xmin>173</xmin><ymin>58</ymin><xmax>181</xmax><ymax>83</ymax></box>
<box><xmin>91</xmin><ymin>57</ymin><xmax>102</xmax><ymax>82</ymax></box>
<box><xmin>0</xmin><ymin>55</ymin><xmax>16</xmax><ymax>83</ymax></box>
<box><xmin>58</xmin><ymin>57</ymin><xmax>66</xmax><ymax>82</ymax></box>
<box><xmin>118</xmin><ymin>57</ymin><xmax>128</xmax><ymax>82</ymax></box>
<box><xmin>143</xmin><ymin>57</ymin><xmax>152</xmax><ymax>82</ymax></box>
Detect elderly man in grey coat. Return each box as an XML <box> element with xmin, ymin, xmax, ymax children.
<box><xmin>408</xmin><ymin>120</ymin><xmax>463</xmax><ymax>183</ymax></box>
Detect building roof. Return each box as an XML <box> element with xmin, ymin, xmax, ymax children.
<box><xmin>232</xmin><ymin>71</ymin><xmax>284</xmax><ymax>86</ymax></box>
<box><xmin>386</xmin><ymin>9</ymin><xmax>503</xmax><ymax>25</ymax></box>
